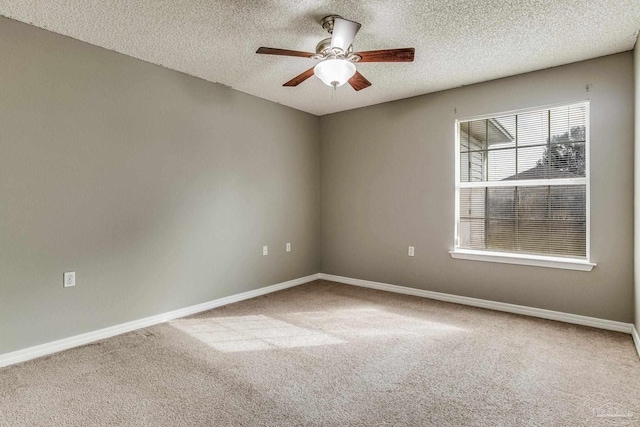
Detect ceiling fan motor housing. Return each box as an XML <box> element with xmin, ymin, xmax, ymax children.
<box><xmin>313</xmin><ymin>38</ymin><xmax>360</xmax><ymax>62</ymax></box>
<box><xmin>314</xmin><ymin>38</ymin><xmax>355</xmax><ymax>58</ymax></box>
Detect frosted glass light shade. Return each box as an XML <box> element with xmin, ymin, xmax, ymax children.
<box><xmin>314</xmin><ymin>59</ymin><xmax>356</xmax><ymax>88</ymax></box>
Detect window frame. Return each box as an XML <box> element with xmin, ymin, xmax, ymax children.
<box><xmin>450</xmin><ymin>101</ymin><xmax>596</xmax><ymax>271</ymax></box>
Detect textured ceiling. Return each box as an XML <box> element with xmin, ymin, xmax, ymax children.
<box><xmin>0</xmin><ymin>1</ymin><xmax>639</xmax><ymax>116</ymax></box>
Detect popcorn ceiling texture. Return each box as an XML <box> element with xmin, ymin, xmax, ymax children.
<box><xmin>0</xmin><ymin>0</ymin><xmax>638</xmax><ymax>115</ymax></box>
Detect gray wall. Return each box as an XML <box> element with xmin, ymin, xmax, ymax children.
<box><xmin>320</xmin><ymin>52</ymin><xmax>634</xmax><ymax>323</ymax></box>
<box><xmin>0</xmin><ymin>15</ymin><xmax>635</xmax><ymax>356</ymax></box>
<box><xmin>0</xmin><ymin>17</ymin><xmax>320</xmax><ymax>354</ymax></box>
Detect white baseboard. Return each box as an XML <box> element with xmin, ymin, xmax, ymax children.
<box><xmin>319</xmin><ymin>273</ymin><xmax>635</xmax><ymax>335</ymax></box>
<box><xmin>0</xmin><ymin>273</ymin><xmax>320</xmax><ymax>369</ymax></box>
<box><xmin>632</xmin><ymin>326</ymin><xmax>640</xmax><ymax>360</ymax></box>
<box><xmin>4</xmin><ymin>272</ymin><xmax>638</xmax><ymax>368</ymax></box>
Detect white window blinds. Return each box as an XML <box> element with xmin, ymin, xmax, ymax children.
<box><xmin>456</xmin><ymin>102</ymin><xmax>588</xmax><ymax>259</ymax></box>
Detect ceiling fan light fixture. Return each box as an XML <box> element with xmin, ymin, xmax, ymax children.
<box><xmin>314</xmin><ymin>59</ymin><xmax>356</xmax><ymax>88</ymax></box>
<box><xmin>256</xmin><ymin>14</ymin><xmax>414</xmax><ymax>91</ymax></box>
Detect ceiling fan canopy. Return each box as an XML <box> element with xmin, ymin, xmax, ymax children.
<box><xmin>256</xmin><ymin>15</ymin><xmax>414</xmax><ymax>91</ymax></box>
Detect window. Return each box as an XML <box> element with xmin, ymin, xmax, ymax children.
<box><xmin>451</xmin><ymin>102</ymin><xmax>595</xmax><ymax>271</ymax></box>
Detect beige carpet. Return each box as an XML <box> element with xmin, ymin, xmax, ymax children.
<box><xmin>1</xmin><ymin>280</ymin><xmax>639</xmax><ymax>426</ymax></box>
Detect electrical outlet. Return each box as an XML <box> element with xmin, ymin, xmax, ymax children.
<box><xmin>286</xmin><ymin>243</ymin><xmax>291</xmax><ymax>252</ymax></box>
<box><xmin>408</xmin><ymin>246</ymin><xmax>415</xmax><ymax>257</ymax></box>
<box><xmin>63</xmin><ymin>271</ymin><xmax>76</xmax><ymax>288</ymax></box>
<box><xmin>263</xmin><ymin>245</ymin><xmax>268</xmax><ymax>256</ymax></box>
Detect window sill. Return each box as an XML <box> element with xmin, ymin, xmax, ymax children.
<box><xmin>449</xmin><ymin>249</ymin><xmax>596</xmax><ymax>271</ymax></box>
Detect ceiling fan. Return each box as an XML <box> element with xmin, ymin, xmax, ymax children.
<box><xmin>256</xmin><ymin>15</ymin><xmax>414</xmax><ymax>91</ymax></box>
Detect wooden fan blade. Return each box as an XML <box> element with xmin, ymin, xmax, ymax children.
<box><xmin>356</xmin><ymin>48</ymin><xmax>415</xmax><ymax>63</ymax></box>
<box><xmin>256</xmin><ymin>47</ymin><xmax>315</xmax><ymax>58</ymax></box>
<box><xmin>348</xmin><ymin>71</ymin><xmax>372</xmax><ymax>91</ymax></box>
<box><xmin>283</xmin><ymin>67</ymin><xmax>316</xmax><ymax>87</ymax></box>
